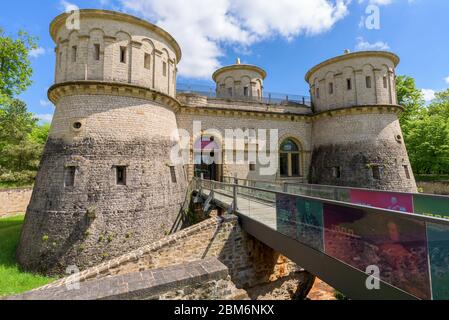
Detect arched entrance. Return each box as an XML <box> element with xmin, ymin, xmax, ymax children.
<box><xmin>279</xmin><ymin>138</ymin><xmax>302</xmax><ymax>178</ymax></box>
<box><xmin>193</xmin><ymin>135</ymin><xmax>223</xmax><ymax>181</ymax></box>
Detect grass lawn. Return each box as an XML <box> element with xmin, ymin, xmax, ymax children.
<box><xmin>0</xmin><ymin>215</ymin><xmax>55</xmax><ymax>297</ymax></box>
<box><xmin>0</xmin><ymin>182</ymin><xmax>33</xmax><ymax>189</ymax></box>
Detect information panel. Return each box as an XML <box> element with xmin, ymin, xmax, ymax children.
<box><xmin>323</xmin><ymin>203</ymin><xmax>431</xmax><ymax>300</ymax></box>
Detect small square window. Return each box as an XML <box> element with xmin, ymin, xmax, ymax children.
<box><xmin>332</xmin><ymin>167</ymin><xmax>341</xmax><ymax>179</ymax></box>
<box><xmin>347</xmin><ymin>78</ymin><xmax>352</xmax><ymax>90</ymax></box>
<box><xmin>116</xmin><ymin>166</ymin><xmax>127</xmax><ymax>185</ymax></box>
<box><xmin>144</xmin><ymin>53</ymin><xmax>151</xmax><ymax>70</ymax></box>
<box><xmin>366</xmin><ymin>76</ymin><xmax>372</xmax><ymax>89</ymax></box>
<box><xmin>94</xmin><ymin>44</ymin><xmax>101</xmax><ymax>61</ymax></box>
<box><xmin>249</xmin><ymin>164</ymin><xmax>256</xmax><ymax>172</ymax></box>
<box><xmin>170</xmin><ymin>166</ymin><xmax>177</xmax><ymax>183</ymax></box>
<box><xmin>120</xmin><ymin>46</ymin><xmax>127</xmax><ymax>63</ymax></box>
<box><xmin>64</xmin><ymin>166</ymin><xmax>76</xmax><ymax>187</ymax></box>
<box><xmin>372</xmin><ymin>166</ymin><xmax>382</xmax><ymax>180</ymax></box>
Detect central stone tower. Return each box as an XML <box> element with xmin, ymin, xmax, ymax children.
<box><xmin>17</xmin><ymin>10</ymin><xmax>187</xmax><ymax>275</ymax></box>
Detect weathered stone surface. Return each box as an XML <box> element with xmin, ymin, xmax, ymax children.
<box><xmin>6</xmin><ymin>258</ymin><xmax>247</xmax><ymax>300</ymax></box>
<box><xmin>26</xmin><ymin>214</ymin><xmax>314</xmax><ymax>299</ymax></box>
<box><xmin>17</xmin><ymin>135</ymin><xmax>187</xmax><ymax>275</ymax></box>
<box><xmin>0</xmin><ymin>188</ymin><xmax>32</xmax><ymax>217</ymax></box>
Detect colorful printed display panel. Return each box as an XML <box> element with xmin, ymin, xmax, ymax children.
<box><xmin>323</xmin><ymin>203</ymin><xmax>431</xmax><ymax>300</ymax></box>
<box><xmin>276</xmin><ymin>194</ymin><xmax>324</xmax><ymax>252</ymax></box>
<box><xmin>350</xmin><ymin>189</ymin><xmax>414</xmax><ymax>213</ymax></box>
<box><xmin>275</xmin><ymin>193</ymin><xmax>444</xmax><ymax>300</ymax></box>
<box><xmin>413</xmin><ymin>195</ymin><xmax>449</xmax><ymax>219</ymax></box>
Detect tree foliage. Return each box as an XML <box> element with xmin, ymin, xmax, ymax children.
<box><xmin>0</xmin><ymin>29</ymin><xmax>37</xmax><ymax>98</ymax></box>
<box><xmin>397</xmin><ymin>77</ymin><xmax>449</xmax><ymax>175</ymax></box>
<box><xmin>0</xmin><ymin>99</ymin><xmax>48</xmax><ymax>186</ymax></box>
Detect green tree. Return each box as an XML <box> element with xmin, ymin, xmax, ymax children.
<box><xmin>396</xmin><ymin>75</ymin><xmax>425</xmax><ymax>124</ymax></box>
<box><xmin>405</xmin><ymin>114</ymin><xmax>449</xmax><ymax>174</ymax></box>
<box><xmin>0</xmin><ymin>28</ymin><xmax>37</xmax><ymax>98</ymax></box>
<box><xmin>0</xmin><ymin>99</ymin><xmax>46</xmax><ymax>186</ymax></box>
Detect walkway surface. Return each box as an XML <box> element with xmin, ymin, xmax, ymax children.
<box><xmin>203</xmin><ymin>188</ymin><xmax>277</xmax><ymax>229</ymax></box>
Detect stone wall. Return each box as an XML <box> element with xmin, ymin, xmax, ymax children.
<box><xmin>306</xmin><ymin>51</ymin><xmax>399</xmax><ymax>112</ymax></box>
<box><xmin>34</xmin><ymin>214</ymin><xmax>314</xmax><ymax>294</ymax></box>
<box><xmin>176</xmin><ymin>108</ymin><xmax>312</xmax><ymax>183</ymax></box>
<box><xmin>7</xmin><ymin>258</ymin><xmax>248</xmax><ymax>300</ymax></box>
<box><xmin>310</xmin><ymin>110</ymin><xmax>417</xmax><ymax>192</ymax></box>
<box><xmin>51</xmin><ymin>10</ymin><xmax>180</xmax><ymax>97</ymax></box>
<box><xmin>0</xmin><ymin>188</ymin><xmax>32</xmax><ymax>217</ymax></box>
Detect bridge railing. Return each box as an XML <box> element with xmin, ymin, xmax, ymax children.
<box><xmin>222</xmin><ymin>176</ymin><xmax>449</xmax><ymax>221</ymax></box>
<box><xmin>197</xmin><ymin>178</ymin><xmax>449</xmax><ymax>300</ymax></box>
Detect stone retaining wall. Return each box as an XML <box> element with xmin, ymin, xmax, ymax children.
<box><xmin>7</xmin><ymin>258</ymin><xmax>247</xmax><ymax>300</ymax></box>
<box><xmin>33</xmin><ymin>214</ymin><xmax>314</xmax><ymax>294</ymax></box>
<box><xmin>0</xmin><ymin>188</ymin><xmax>32</xmax><ymax>217</ymax></box>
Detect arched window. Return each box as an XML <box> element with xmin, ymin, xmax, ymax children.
<box><xmin>279</xmin><ymin>139</ymin><xmax>301</xmax><ymax>177</ymax></box>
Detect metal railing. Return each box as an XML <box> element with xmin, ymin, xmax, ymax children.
<box><xmin>222</xmin><ymin>176</ymin><xmax>449</xmax><ymax>220</ymax></box>
<box><xmin>195</xmin><ymin>177</ymin><xmax>449</xmax><ymax>300</ymax></box>
<box><xmin>176</xmin><ymin>83</ymin><xmax>312</xmax><ymax>107</ymax></box>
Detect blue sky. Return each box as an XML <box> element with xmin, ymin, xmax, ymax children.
<box><xmin>1</xmin><ymin>0</ymin><xmax>448</xmax><ymax>123</ymax></box>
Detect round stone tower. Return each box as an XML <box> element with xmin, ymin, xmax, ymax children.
<box><xmin>212</xmin><ymin>58</ymin><xmax>266</xmax><ymax>100</ymax></box>
<box><xmin>17</xmin><ymin>10</ymin><xmax>187</xmax><ymax>275</ymax></box>
<box><xmin>306</xmin><ymin>51</ymin><xmax>417</xmax><ymax>192</ymax></box>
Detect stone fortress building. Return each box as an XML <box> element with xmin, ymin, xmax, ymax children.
<box><xmin>17</xmin><ymin>9</ymin><xmax>417</xmax><ymax>275</ymax></box>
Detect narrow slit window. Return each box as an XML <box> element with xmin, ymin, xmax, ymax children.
<box><xmin>59</xmin><ymin>51</ymin><xmax>63</xmax><ymax>68</ymax></box>
<box><xmin>244</xmin><ymin>87</ymin><xmax>249</xmax><ymax>97</ymax></box>
<box><xmin>144</xmin><ymin>53</ymin><xmax>151</xmax><ymax>70</ymax></box>
<box><xmin>163</xmin><ymin>61</ymin><xmax>167</xmax><ymax>76</ymax></box>
<box><xmin>170</xmin><ymin>166</ymin><xmax>177</xmax><ymax>183</ymax></box>
<box><xmin>366</xmin><ymin>76</ymin><xmax>372</xmax><ymax>89</ymax></box>
<box><xmin>329</xmin><ymin>82</ymin><xmax>334</xmax><ymax>95</ymax></box>
<box><xmin>64</xmin><ymin>166</ymin><xmax>76</xmax><ymax>187</ymax></box>
<box><xmin>94</xmin><ymin>44</ymin><xmax>101</xmax><ymax>61</ymax></box>
<box><xmin>316</xmin><ymin>88</ymin><xmax>320</xmax><ymax>99</ymax></box>
<box><xmin>383</xmin><ymin>76</ymin><xmax>388</xmax><ymax>89</ymax></box>
<box><xmin>120</xmin><ymin>46</ymin><xmax>127</xmax><ymax>63</ymax></box>
<box><xmin>347</xmin><ymin>78</ymin><xmax>352</xmax><ymax>90</ymax></box>
<box><xmin>372</xmin><ymin>166</ymin><xmax>381</xmax><ymax>180</ymax></box>
<box><xmin>228</xmin><ymin>87</ymin><xmax>233</xmax><ymax>97</ymax></box>
<box><xmin>116</xmin><ymin>166</ymin><xmax>127</xmax><ymax>185</ymax></box>
<box><xmin>249</xmin><ymin>163</ymin><xmax>256</xmax><ymax>172</ymax></box>
<box><xmin>403</xmin><ymin>165</ymin><xmax>411</xmax><ymax>179</ymax></box>
<box><xmin>72</xmin><ymin>46</ymin><xmax>77</xmax><ymax>62</ymax></box>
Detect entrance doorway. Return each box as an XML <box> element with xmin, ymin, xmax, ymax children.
<box><xmin>193</xmin><ymin>135</ymin><xmax>223</xmax><ymax>181</ymax></box>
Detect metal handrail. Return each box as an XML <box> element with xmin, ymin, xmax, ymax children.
<box><xmin>198</xmin><ymin>178</ymin><xmax>449</xmax><ymax>226</ymax></box>
<box><xmin>222</xmin><ymin>176</ymin><xmax>449</xmax><ymax>201</ymax></box>
<box><xmin>176</xmin><ymin>83</ymin><xmax>312</xmax><ymax>107</ymax></box>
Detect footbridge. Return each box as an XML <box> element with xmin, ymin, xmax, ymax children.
<box><xmin>193</xmin><ymin>177</ymin><xmax>449</xmax><ymax>300</ymax></box>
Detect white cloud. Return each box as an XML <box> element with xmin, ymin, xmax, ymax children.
<box><xmin>39</xmin><ymin>100</ymin><xmax>52</xmax><ymax>107</ymax></box>
<box><xmin>35</xmin><ymin>114</ymin><xmax>54</xmax><ymax>124</ymax></box>
<box><xmin>355</xmin><ymin>37</ymin><xmax>390</xmax><ymax>51</ymax></box>
<box><xmin>421</xmin><ymin>89</ymin><xmax>436</xmax><ymax>102</ymax></box>
<box><xmin>60</xmin><ymin>0</ymin><xmax>79</xmax><ymax>12</ymax></box>
<box><xmin>358</xmin><ymin>0</ymin><xmax>393</xmax><ymax>5</ymax></box>
<box><xmin>29</xmin><ymin>47</ymin><xmax>46</xmax><ymax>58</ymax></box>
<box><xmin>119</xmin><ymin>0</ymin><xmax>351</xmax><ymax>78</ymax></box>
<box><xmin>445</xmin><ymin>76</ymin><xmax>449</xmax><ymax>84</ymax></box>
